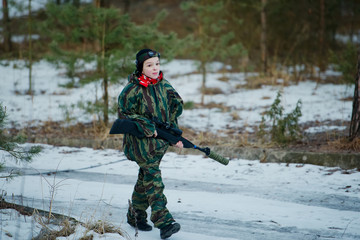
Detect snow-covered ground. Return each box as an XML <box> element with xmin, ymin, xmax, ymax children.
<box><xmin>0</xmin><ymin>59</ymin><xmax>359</xmax><ymax>239</ymax></box>
<box><xmin>1</xmin><ymin>144</ymin><xmax>360</xmax><ymax>240</ymax></box>
<box><xmin>0</xmin><ymin>59</ymin><xmax>353</xmax><ymax>133</ymax></box>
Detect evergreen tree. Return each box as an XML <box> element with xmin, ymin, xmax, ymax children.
<box><xmin>258</xmin><ymin>91</ymin><xmax>302</xmax><ymax>145</ymax></box>
<box><xmin>43</xmin><ymin>2</ymin><xmax>180</xmax><ymax>124</ymax></box>
<box><xmin>181</xmin><ymin>0</ymin><xmax>246</xmax><ymax>105</ymax></box>
<box><xmin>0</xmin><ymin>103</ymin><xmax>42</xmax><ymax>179</ymax></box>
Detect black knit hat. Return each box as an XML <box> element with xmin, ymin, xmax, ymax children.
<box><xmin>135</xmin><ymin>49</ymin><xmax>161</xmax><ymax>74</ymax></box>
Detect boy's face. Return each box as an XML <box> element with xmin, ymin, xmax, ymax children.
<box><xmin>142</xmin><ymin>57</ymin><xmax>160</xmax><ymax>79</ymax></box>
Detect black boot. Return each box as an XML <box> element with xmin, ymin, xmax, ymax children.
<box><xmin>160</xmin><ymin>222</ymin><xmax>181</xmax><ymax>239</ymax></box>
<box><xmin>127</xmin><ymin>220</ymin><xmax>153</xmax><ymax>231</ymax></box>
<box><xmin>127</xmin><ymin>209</ymin><xmax>152</xmax><ymax>231</ymax></box>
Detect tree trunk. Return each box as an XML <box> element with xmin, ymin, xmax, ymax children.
<box><xmin>94</xmin><ymin>0</ymin><xmax>110</xmax><ymax>8</ymax></box>
<box><xmin>123</xmin><ymin>0</ymin><xmax>130</xmax><ymax>13</ymax></box>
<box><xmin>319</xmin><ymin>0</ymin><xmax>325</xmax><ymax>71</ymax></box>
<box><xmin>315</xmin><ymin>0</ymin><xmax>325</xmax><ymax>89</ymax></box>
<box><xmin>103</xmin><ymin>74</ymin><xmax>109</xmax><ymax>125</ymax></box>
<box><xmin>2</xmin><ymin>0</ymin><xmax>12</xmax><ymax>52</ymax></box>
<box><xmin>101</xmin><ymin>17</ymin><xmax>109</xmax><ymax>125</ymax></box>
<box><xmin>73</xmin><ymin>0</ymin><xmax>80</xmax><ymax>7</ymax></box>
<box><xmin>200</xmin><ymin>61</ymin><xmax>206</xmax><ymax>106</ymax></box>
<box><xmin>349</xmin><ymin>51</ymin><xmax>360</xmax><ymax>140</ymax></box>
<box><xmin>198</xmin><ymin>17</ymin><xmax>206</xmax><ymax>106</ymax></box>
<box><xmin>260</xmin><ymin>0</ymin><xmax>267</xmax><ymax>75</ymax></box>
<box><xmin>28</xmin><ymin>0</ymin><xmax>33</xmax><ymax>96</ymax></box>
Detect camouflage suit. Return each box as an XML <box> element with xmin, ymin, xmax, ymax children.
<box><xmin>118</xmin><ymin>71</ymin><xmax>183</xmax><ymax>229</ymax></box>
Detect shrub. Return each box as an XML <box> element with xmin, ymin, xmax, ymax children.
<box><xmin>184</xmin><ymin>101</ymin><xmax>195</xmax><ymax>110</ymax></box>
<box><xmin>258</xmin><ymin>91</ymin><xmax>302</xmax><ymax>145</ymax></box>
<box><xmin>0</xmin><ymin>102</ymin><xmax>42</xmax><ymax>178</ymax></box>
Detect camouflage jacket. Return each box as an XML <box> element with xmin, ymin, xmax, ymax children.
<box><xmin>118</xmin><ymin>71</ymin><xmax>183</xmax><ymax>161</ymax></box>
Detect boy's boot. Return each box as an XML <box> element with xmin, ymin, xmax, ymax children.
<box><xmin>127</xmin><ymin>209</ymin><xmax>152</xmax><ymax>231</ymax></box>
<box><xmin>160</xmin><ymin>222</ymin><xmax>180</xmax><ymax>239</ymax></box>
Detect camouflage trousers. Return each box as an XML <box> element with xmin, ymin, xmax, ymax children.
<box><xmin>127</xmin><ymin>147</ymin><xmax>174</xmax><ymax>229</ymax></box>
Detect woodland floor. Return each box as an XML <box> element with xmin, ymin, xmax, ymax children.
<box><xmin>6</xmin><ymin>119</ymin><xmax>358</xmax><ymax>154</ymax></box>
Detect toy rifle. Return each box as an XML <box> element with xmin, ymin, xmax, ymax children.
<box><xmin>109</xmin><ymin>117</ymin><xmax>229</xmax><ymax>166</ymax></box>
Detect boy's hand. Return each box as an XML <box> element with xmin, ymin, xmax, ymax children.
<box><xmin>175</xmin><ymin>141</ymin><xmax>183</xmax><ymax>148</ymax></box>
<box><xmin>146</xmin><ymin>130</ymin><xmax>158</xmax><ymax>138</ymax></box>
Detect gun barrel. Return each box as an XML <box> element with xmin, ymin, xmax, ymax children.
<box><xmin>208</xmin><ymin>150</ymin><xmax>229</xmax><ymax>165</ymax></box>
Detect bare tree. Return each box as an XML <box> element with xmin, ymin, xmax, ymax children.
<box><xmin>349</xmin><ymin>51</ymin><xmax>360</xmax><ymax>140</ymax></box>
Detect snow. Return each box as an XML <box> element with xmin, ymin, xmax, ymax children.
<box><xmin>0</xmin><ymin>59</ymin><xmax>353</xmax><ymax>132</ymax></box>
<box><xmin>1</xmin><ymin>144</ymin><xmax>360</xmax><ymax>239</ymax></box>
<box><xmin>0</xmin><ymin>58</ymin><xmax>359</xmax><ymax>239</ymax></box>
<box><xmin>0</xmin><ymin>0</ymin><xmax>93</xmax><ymax>20</ymax></box>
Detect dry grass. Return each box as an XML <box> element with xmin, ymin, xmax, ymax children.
<box><xmin>14</xmin><ymin>120</ymin><xmax>110</xmax><ymax>141</ymax></box>
<box><xmin>230</xmin><ymin>111</ymin><xmax>241</xmax><ymax>121</ymax></box>
<box><xmin>84</xmin><ymin>220</ymin><xmax>126</xmax><ymax>236</ymax></box>
<box><xmin>187</xmin><ymin>129</ymin><xmax>257</xmax><ymax>149</ymax></box>
<box><xmin>327</xmin><ymin>137</ymin><xmax>360</xmax><ymax>152</ymax></box>
<box><xmin>217</xmin><ymin>76</ymin><xmax>230</xmax><ymax>82</ymax></box>
<box><xmin>1</xmin><ymin>195</ymin><xmax>130</xmax><ymax>239</ymax></box>
<box><xmin>32</xmin><ymin>214</ymin><xmax>76</xmax><ymax>240</ymax></box>
<box><xmin>33</xmin><ymin>218</ymin><xmax>129</xmax><ymax>240</ymax></box>
<box><xmin>242</xmin><ymin>70</ymin><xmax>292</xmax><ymax>89</ymax></box>
<box><xmin>202</xmin><ymin>87</ymin><xmax>225</xmax><ymax>95</ymax></box>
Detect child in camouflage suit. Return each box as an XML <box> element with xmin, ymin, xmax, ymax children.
<box><xmin>118</xmin><ymin>49</ymin><xmax>183</xmax><ymax>239</ymax></box>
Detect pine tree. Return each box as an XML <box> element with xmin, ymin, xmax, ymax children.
<box><xmin>0</xmin><ymin>103</ymin><xmax>42</xmax><ymax>179</ymax></box>
<box><xmin>43</xmin><ymin>3</ymin><xmax>180</xmax><ymax>124</ymax></box>
<box><xmin>258</xmin><ymin>91</ymin><xmax>302</xmax><ymax>145</ymax></box>
<box><xmin>181</xmin><ymin>0</ymin><xmax>246</xmax><ymax>105</ymax></box>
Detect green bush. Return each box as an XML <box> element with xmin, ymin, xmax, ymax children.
<box><xmin>0</xmin><ymin>103</ymin><xmax>42</xmax><ymax>178</ymax></box>
<box><xmin>258</xmin><ymin>91</ymin><xmax>302</xmax><ymax>145</ymax></box>
<box><xmin>184</xmin><ymin>101</ymin><xmax>195</xmax><ymax>110</ymax></box>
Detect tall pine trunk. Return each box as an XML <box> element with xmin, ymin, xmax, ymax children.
<box><xmin>260</xmin><ymin>0</ymin><xmax>267</xmax><ymax>75</ymax></box>
<box><xmin>200</xmin><ymin>61</ymin><xmax>206</xmax><ymax>106</ymax></box>
<box><xmin>28</xmin><ymin>0</ymin><xmax>33</xmax><ymax>96</ymax></box>
<box><xmin>94</xmin><ymin>0</ymin><xmax>109</xmax><ymax>8</ymax></box>
<box><xmin>316</xmin><ymin>0</ymin><xmax>325</xmax><ymax>89</ymax></box>
<box><xmin>103</xmin><ymin>74</ymin><xmax>109</xmax><ymax>124</ymax></box>
<box><xmin>349</xmin><ymin>52</ymin><xmax>360</xmax><ymax>140</ymax></box>
<box><xmin>2</xmin><ymin>0</ymin><xmax>12</xmax><ymax>52</ymax></box>
<box><xmin>123</xmin><ymin>0</ymin><xmax>130</xmax><ymax>12</ymax></box>
<box><xmin>199</xmin><ymin>18</ymin><xmax>206</xmax><ymax>106</ymax></box>
<box><xmin>101</xmin><ymin>16</ymin><xmax>109</xmax><ymax>125</ymax></box>
<box><xmin>319</xmin><ymin>0</ymin><xmax>325</xmax><ymax>71</ymax></box>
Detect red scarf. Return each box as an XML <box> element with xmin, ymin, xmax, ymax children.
<box><xmin>138</xmin><ymin>72</ymin><xmax>163</xmax><ymax>87</ymax></box>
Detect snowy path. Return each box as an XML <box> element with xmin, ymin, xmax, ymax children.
<box><xmin>1</xmin><ymin>144</ymin><xmax>360</xmax><ymax>240</ymax></box>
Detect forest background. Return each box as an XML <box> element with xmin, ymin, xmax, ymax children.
<box><xmin>1</xmin><ymin>0</ymin><xmax>360</xmax><ymax>152</ymax></box>
<box><xmin>1</xmin><ymin>1</ymin><xmax>360</xmax><ymax>239</ymax></box>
